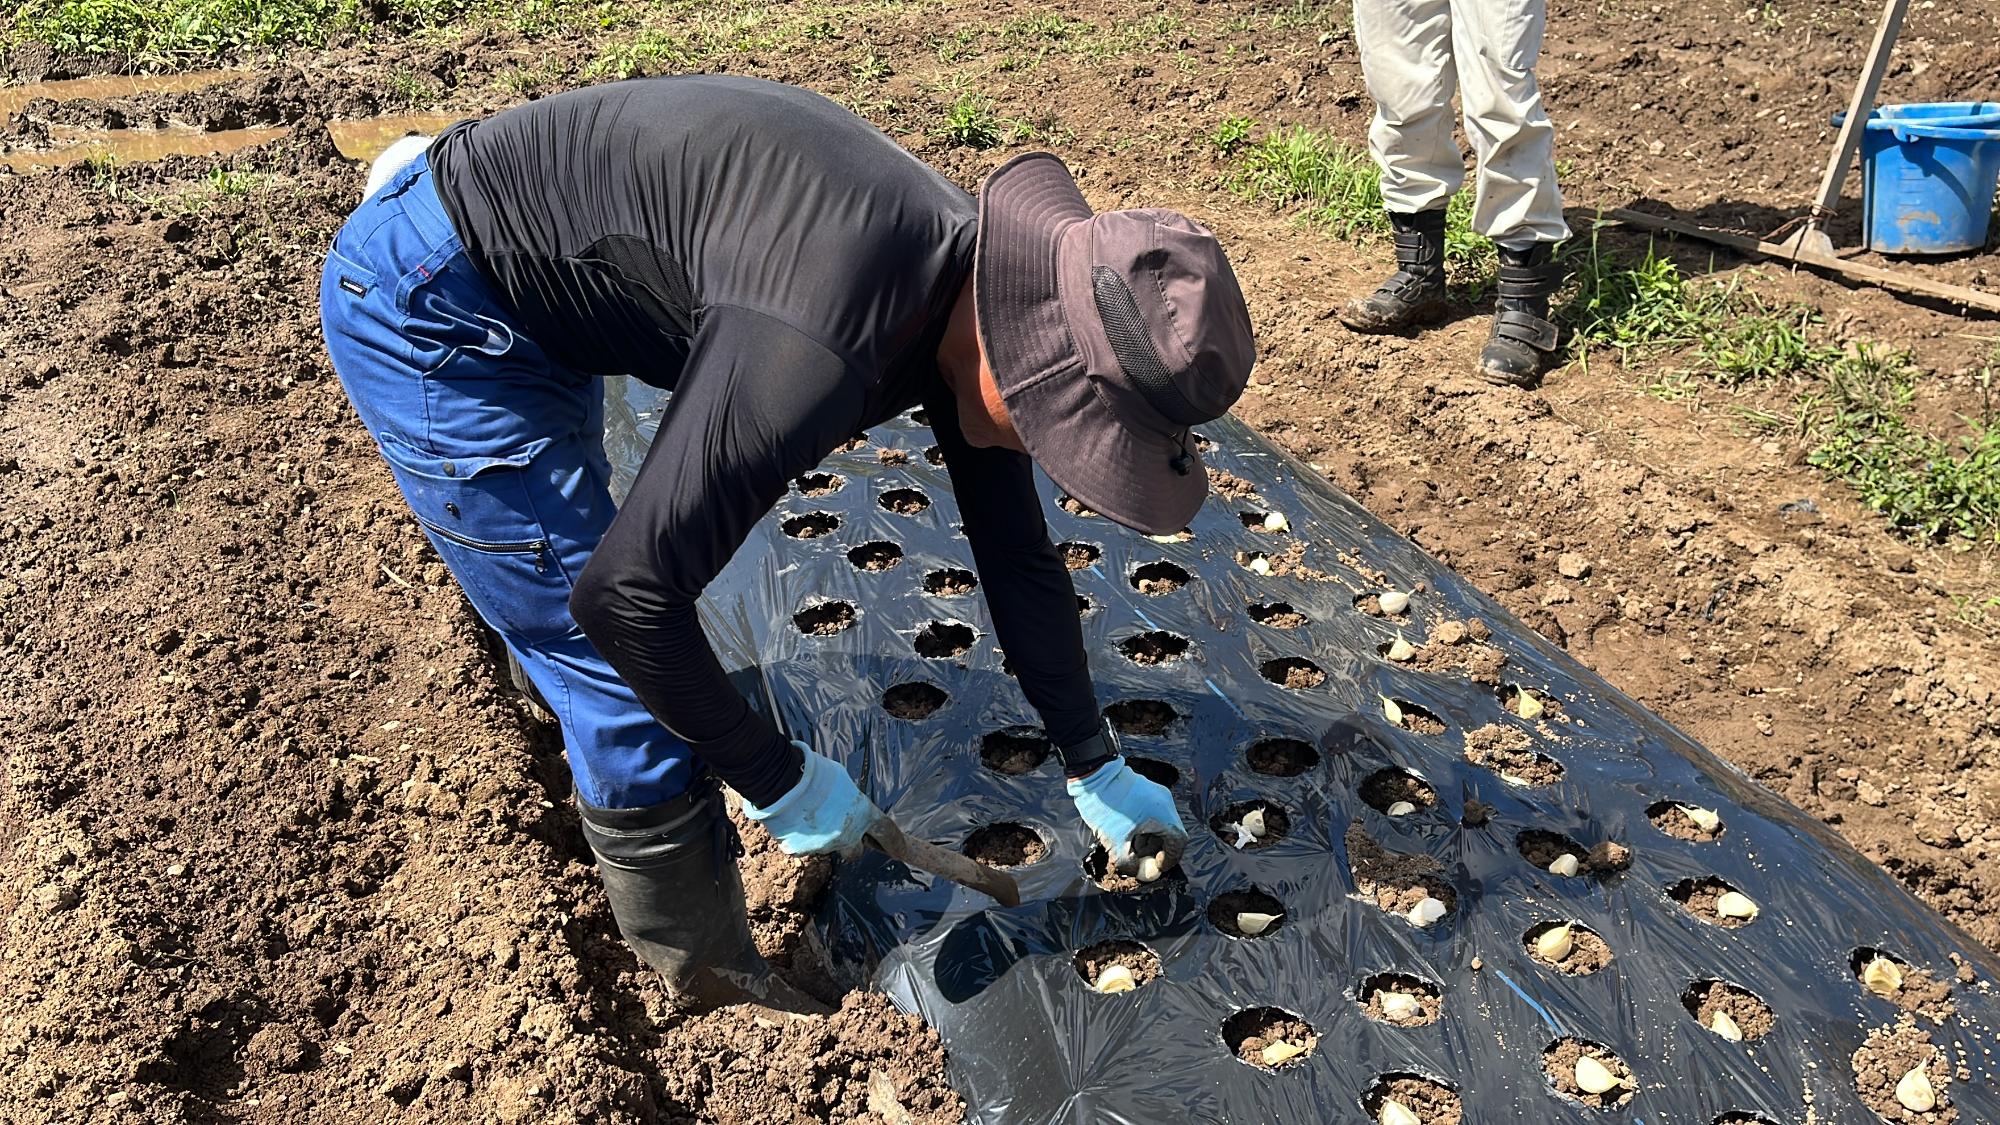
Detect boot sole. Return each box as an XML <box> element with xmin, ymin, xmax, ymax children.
<box><xmin>1337</xmin><ymin>303</ymin><xmax>1447</xmax><ymax>335</ymax></box>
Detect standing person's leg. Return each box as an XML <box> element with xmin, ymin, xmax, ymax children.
<box><xmin>317</xmin><ymin>153</ymin><xmax>822</xmax><ymax>1013</ymax></box>
<box><xmin>1341</xmin><ymin>0</ymin><xmax>1460</xmax><ymax>333</ymax></box>
<box><xmin>1451</xmin><ymin>0</ymin><xmax>1568</xmax><ymax>386</ymax></box>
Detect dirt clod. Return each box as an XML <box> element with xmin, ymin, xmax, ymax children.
<box><xmin>1060</xmin><ymin>541</ymin><xmax>1101</xmax><ymax>570</ymax></box>
<box><xmin>1210</xmin><ymin>470</ymin><xmax>1258</xmax><ymax>500</ymax></box>
<box><xmin>1347</xmin><ymin>825</ymin><xmax>1455</xmax><ymax>920</ymax></box>
<box><xmin>1463</xmin><ymin>724</ymin><xmax>1564</xmax><ymax>785</ymax></box>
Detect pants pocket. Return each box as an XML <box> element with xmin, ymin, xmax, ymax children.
<box><xmin>376</xmin><ymin>436</ymin><xmax>578</xmax><ymax>646</ymax></box>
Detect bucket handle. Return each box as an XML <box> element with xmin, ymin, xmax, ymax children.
<box><xmin>1883</xmin><ymin>121</ymin><xmax>2000</xmax><ymax>143</ymax></box>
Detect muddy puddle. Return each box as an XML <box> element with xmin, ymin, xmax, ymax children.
<box><xmin>0</xmin><ymin>69</ymin><xmax>242</xmax><ymax>118</ymax></box>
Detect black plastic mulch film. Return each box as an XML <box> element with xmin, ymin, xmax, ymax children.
<box><xmin>605</xmin><ymin>380</ymin><xmax>2000</xmax><ymax>1125</ymax></box>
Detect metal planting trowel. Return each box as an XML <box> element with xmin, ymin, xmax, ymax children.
<box><xmin>862</xmin><ymin>815</ymin><xmax>1021</xmax><ymax>908</ymax></box>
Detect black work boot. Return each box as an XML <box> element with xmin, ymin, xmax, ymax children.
<box><xmin>1338</xmin><ymin>209</ymin><xmax>1447</xmax><ymax>333</ymax></box>
<box><xmin>580</xmin><ymin>782</ymin><xmax>832</xmax><ymax>1017</ymax></box>
<box><xmin>1477</xmin><ymin>243</ymin><xmax>1563</xmax><ymax>387</ymax></box>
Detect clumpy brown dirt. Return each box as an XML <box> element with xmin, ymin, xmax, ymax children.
<box><xmin>922</xmin><ymin>568</ymin><xmax>977</xmax><ymax>597</ymax></box>
<box><xmin>961</xmin><ymin>824</ymin><xmax>1046</xmax><ymax>868</ymax></box>
<box><xmin>1363</xmin><ymin>1075</ymin><xmax>1462</xmax><ymax>1125</ymax></box>
<box><xmin>876</xmin><ymin>447</ymin><xmax>910</xmax><ymax>465</ymax></box>
<box><xmin>1207</xmin><ymin>888</ymin><xmax>1286</xmax><ymax>939</ymax></box>
<box><xmin>1359</xmin><ymin>769</ymin><xmax>1437</xmax><ymax>814</ymax></box>
<box><xmin>793</xmin><ymin>471</ymin><xmax>845</xmax><ymax>497</ymax></box>
<box><xmin>1670</xmin><ymin>876</ymin><xmax>1759</xmax><ymax>929</ymax></box>
<box><xmin>1245</xmin><ymin>738</ymin><xmax>1318</xmax><ymax>777</ymax></box>
<box><xmin>1648</xmin><ymin>801</ymin><xmax>1725</xmax><ymax>842</ymax></box>
<box><xmin>1103</xmin><ymin>699</ymin><xmax>1179</xmax><ymax>737</ymax></box>
<box><xmin>1057</xmin><ymin>495</ymin><xmax>1097</xmax><ymax>518</ymax></box>
<box><xmin>1542</xmin><ymin>1039</ymin><xmax>1635</xmax><ymax>1109</ymax></box>
<box><xmin>1236</xmin><ymin>543</ymin><xmax>1333</xmax><ymax>581</ymax></box>
<box><xmin>1463</xmin><ymin>724</ymin><xmax>1565</xmax><ymax>786</ymax></box>
<box><xmin>1852</xmin><ymin>1019</ymin><xmax>1956</xmax><ymax>1124</ymax></box>
<box><xmin>1683</xmin><ymin>981</ymin><xmax>1775</xmax><ymax>1042</ymax></box>
<box><xmin>921</xmin><ymin>445</ymin><xmax>944</xmax><ymax>466</ymax></box>
<box><xmin>1516</xmin><ymin>829</ymin><xmax>1588</xmax><ymax>872</ymax></box>
<box><xmin>1852</xmin><ymin>949</ymin><xmax>1957</xmax><ymax>1022</ymax></box>
<box><xmin>1221</xmin><ymin>1008</ymin><xmax>1316</xmax><ymax>1071</ymax></box>
<box><xmin>1209</xmin><ymin>470</ymin><xmax>1258</xmax><ymax>500</ymax></box>
<box><xmin>979</xmin><ymin>728</ymin><xmax>1050</xmax><ymax>776</ymax></box>
<box><xmin>1498</xmin><ymin>683</ymin><xmax>1566</xmax><ymax>721</ymax></box>
<box><xmin>1118</xmin><ymin>631</ymin><xmax>1189</xmax><ymax>666</ymax></box>
<box><xmin>1261</xmin><ymin>656</ymin><xmax>1325</xmax><ymax>689</ymax></box>
<box><xmin>848</xmin><ymin>540</ymin><xmax>904</xmax><ymax>572</ymax></box>
<box><xmin>1060</xmin><ymin>541</ymin><xmax>1101</xmax><ymax>570</ymax></box>
<box><xmin>1386</xmin><ymin>699</ymin><xmax>1447</xmax><ymax>735</ymax></box>
<box><xmin>1247</xmin><ymin>601</ymin><xmax>1308</xmax><ymax>629</ymax></box>
<box><xmin>1524</xmin><ymin>922</ymin><xmax>1614</xmax><ymax>976</ymax></box>
<box><xmin>1360</xmin><ymin>975</ymin><xmax>1443</xmax><ymax>1027</ymax></box>
<box><xmin>879</xmin><ymin>487</ymin><xmax>930</xmax><ymax>515</ymax></box>
<box><xmin>1131</xmin><ymin>560</ymin><xmax>1191</xmax><ymax>595</ymax></box>
<box><xmin>882</xmin><ymin>681</ymin><xmax>949</xmax><ymax>721</ymax></box>
<box><xmin>793</xmin><ymin>600</ymin><xmax>858</xmax><ymax>636</ymax></box>
<box><xmin>1073</xmin><ymin>939</ymin><xmax>1161</xmax><ymax>992</ymax></box>
<box><xmin>1585</xmin><ymin>841</ymin><xmax>1631</xmax><ymax>873</ymax></box>
<box><xmin>1395</xmin><ymin>619</ymin><xmax>1507</xmax><ymax>684</ymax></box>
<box><xmin>1346</xmin><ymin>825</ymin><xmax>1456</xmax><ymax>919</ymax></box>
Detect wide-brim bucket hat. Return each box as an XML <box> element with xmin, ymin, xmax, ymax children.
<box><xmin>975</xmin><ymin>152</ymin><xmax>1256</xmax><ymax>535</ymax></box>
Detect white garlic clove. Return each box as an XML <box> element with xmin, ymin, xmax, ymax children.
<box><xmin>1378</xmin><ymin>1098</ymin><xmax>1420</xmax><ymax>1125</ymax></box>
<box><xmin>1147</xmin><ymin>534</ymin><xmax>1180</xmax><ymax>544</ymax></box>
<box><xmin>1230</xmin><ymin>824</ymin><xmax>1256</xmax><ymax>849</ymax></box>
<box><xmin>1093</xmin><ymin>965</ymin><xmax>1137</xmax><ymax>993</ymax></box>
<box><xmin>1386</xmin><ymin>636</ymin><xmax>1418</xmax><ymax>662</ymax></box>
<box><xmin>1406</xmin><ymin>896</ymin><xmax>1447</xmax><ymax>926</ymax></box>
<box><xmin>1235</xmin><ymin>911</ymin><xmax>1280</xmax><ymax>936</ymax></box>
<box><xmin>1574</xmin><ymin>1055</ymin><xmax>1621</xmax><ymax>1094</ymax></box>
<box><xmin>1535</xmin><ymin>924</ymin><xmax>1575</xmax><ymax>962</ymax></box>
<box><xmin>1714</xmin><ymin>891</ymin><xmax>1759</xmax><ymax>920</ymax></box>
<box><xmin>1547</xmin><ymin>853</ymin><xmax>1581</xmax><ymax>877</ymax></box>
<box><xmin>1378</xmin><ymin>590</ymin><xmax>1410</xmax><ymax>615</ymax></box>
<box><xmin>1378</xmin><ymin>991</ymin><xmax>1422</xmax><ymax>1021</ymax></box>
<box><xmin>1260</xmin><ymin>1039</ymin><xmax>1305</xmax><ymax>1067</ymax></box>
<box><xmin>1861</xmin><ymin>956</ymin><xmax>1905</xmax><ymax>997</ymax></box>
<box><xmin>1262</xmin><ymin>511</ymin><xmax>1289</xmax><ymax>532</ymax></box>
<box><xmin>1515</xmin><ymin>690</ymin><xmax>1545</xmax><ymax>721</ymax></box>
<box><xmin>1137</xmin><ymin>854</ymin><xmax>1164</xmax><ymax>883</ymax></box>
<box><xmin>1708</xmin><ymin>1010</ymin><xmax>1743</xmax><ymax>1042</ymax></box>
<box><xmin>1240</xmin><ymin>808</ymin><xmax>1268</xmax><ymax>838</ymax></box>
<box><xmin>1385</xmin><ymin>800</ymin><xmax>1417</xmax><ymax>817</ymax></box>
<box><xmin>1248</xmin><ymin>556</ymin><xmax>1272</xmax><ymax>575</ymax></box>
<box><xmin>1894</xmin><ymin>1064</ymin><xmax>1936</xmax><ymax>1112</ymax></box>
<box><xmin>1683</xmin><ymin>805</ymin><xmax>1722</xmax><ymax>833</ymax></box>
<box><xmin>1382</xmin><ymin>696</ymin><xmax>1405</xmax><ymax>726</ymax></box>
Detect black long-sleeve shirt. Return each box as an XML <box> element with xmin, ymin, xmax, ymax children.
<box><xmin>428</xmin><ymin>76</ymin><xmax>1102</xmax><ymax>807</ymax></box>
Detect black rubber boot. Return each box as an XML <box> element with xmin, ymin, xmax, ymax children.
<box><xmin>1477</xmin><ymin>243</ymin><xmax>1563</xmax><ymax>388</ymax></box>
<box><xmin>1338</xmin><ymin>209</ymin><xmax>1447</xmax><ymax>333</ymax></box>
<box><xmin>580</xmin><ymin>782</ymin><xmax>832</xmax><ymax>1017</ymax></box>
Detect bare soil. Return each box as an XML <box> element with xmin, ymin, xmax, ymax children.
<box><xmin>1103</xmin><ymin>699</ymin><xmax>1179</xmax><ymax>737</ymax></box>
<box><xmin>1358</xmin><ymin>768</ymin><xmax>1437</xmax><ymax>814</ymax></box>
<box><xmin>1523</xmin><ymin>922</ymin><xmax>1614</xmax><ymax>976</ymax></box>
<box><xmin>979</xmin><ymin>728</ymin><xmax>1050</xmax><ymax>776</ymax></box>
<box><xmin>1683</xmin><ymin>980</ymin><xmax>1776</xmax><ymax>1042</ymax></box>
<box><xmin>1347</xmin><ymin>825</ymin><xmax>1456</xmax><ymax>918</ymax></box>
<box><xmin>1059</xmin><ymin>541</ymin><xmax>1100</xmax><ymax>570</ymax></box>
<box><xmin>1542</xmin><ymin>1039</ymin><xmax>1635</xmax><ymax>1109</ymax></box>
<box><xmin>1648</xmin><ymin>801</ymin><xmax>1725</xmax><ymax>842</ymax></box>
<box><xmin>1073</xmin><ymin>939</ymin><xmax>1161</xmax><ymax>992</ymax></box>
<box><xmin>1207</xmin><ymin>888</ymin><xmax>1286</xmax><ymax>939</ymax></box>
<box><xmin>1117</xmin><ymin>631</ymin><xmax>1188</xmax><ymax>665</ymax></box>
<box><xmin>1670</xmin><ymin>875</ymin><xmax>1759</xmax><ymax>929</ymax></box>
<box><xmin>1260</xmin><ymin>656</ymin><xmax>1325</xmax><ymax>689</ymax></box>
<box><xmin>882</xmin><ymin>681</ymin><xmax>949</xmax><ymax>721</ymax></box>
<box><xmin>1463</xmin><ymin>724</ymin><xmax>1565</xmax><ymax>786</ymax></box>
<box><xmin>794</xmin><ymin>600</ymin><xmax>858</xmax><ymax>636</ymax></box>
<box><xmin>1363</xmin><ymin>1075</ymin><xmax>1463</xmax><ymax>1125</ymax></box>
<box><xmin>1245</xmin><ymin>737</ymin><xmax>1318</xmax><ymax>777</ymax></box>
<box><xmin>1221</xmin><ymin>1009</ymin><xmax>1315</xmax><ymax>1070</ymax></box>
<box><xmin>961</xmin><ymin>824</ymin><xmax>1046</xmax><ymax>868</ymax></box>
<box><xmin>1246</xmin><ymin>601</ymin><xmax>1308</xmax><ymax>629</ymax></box>
<box><xmin>879</xmin><ymin>488</ymin><xmax>930</xmax><ymax>516</ymax></box>
<box><xmin>1130</xmin><ymin>560</ymin><xmax>1190</xmax><ymax>595</ymax></box>
<box><xmin>913</xmin><ymin>621</ymin><xmax>974</xmax><ymax>660</ymax></box>
<box><xmin>1851</xmin><ymin>949</ymin><xmax>1957</xmax><ymax>1023</ymax></box>
<box><xmin>922</xmin><ymin>568</ymin><xmax>976</xmax><ymax>597</ymax></box>
<box><xmin>1852</xmin><ymin>1019</ymin><xmax>1955</xmax><ymax>1124</ymax></box>
<box><xmin>1360</xmin><ymin>975</ymin><xmax>1443</xmax><ymax>1028</ymax></box>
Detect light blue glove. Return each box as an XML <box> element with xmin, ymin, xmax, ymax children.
<box><xmin>743</xmin><ymin>742</ymin><xmax>883</xmax><ymax>858</ymax></box>
<box><xmin>1067</xmin><ymin>758</ymin><xmax>1188</xmax><ymax>877</ymax></box>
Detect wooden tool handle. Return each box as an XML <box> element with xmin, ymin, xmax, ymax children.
<box><xmin>864</xmin><ymin>816</ymin><xmax>1022</xmax><ymax>908</ymax></box>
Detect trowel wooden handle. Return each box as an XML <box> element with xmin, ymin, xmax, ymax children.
<box><xmin>864</xmin><ymin>816</ymin><xmax>1022</xmax><ymax>908</ymax></box>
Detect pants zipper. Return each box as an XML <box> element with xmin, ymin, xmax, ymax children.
<box><xmin>418</xmin><ymin>518</ymin><xmax>550</xmax><ymax>572</ymax></box>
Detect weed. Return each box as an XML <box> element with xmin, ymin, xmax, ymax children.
<box><xmin>940</xmin><ymin>91</ymin><xmax>1001</xmax><ymax>149</ymax></box>
<box><xmin>851</xmin><ymin>51</ymin><xmax>890</xmax><ymax>84</ymax></box>
<box><xmin>385</xmin><ymin>66</ymin><xmax>441</xmax><ymax>108</ymax></box>
<box><xmin>1210</xmin><ymin>115</ymin><xmax>1256</xmax><ymax>156</ymax></box>
<box><xmin>1000</xmin><ymin>13</ymin><xmax>1088</xmax><ymax>45</ymax></box>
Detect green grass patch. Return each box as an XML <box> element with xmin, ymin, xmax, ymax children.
<box><xmin>939</xmin><ymin>90</ymin><xmax>1000</xmax><ymax>149</ymax></box>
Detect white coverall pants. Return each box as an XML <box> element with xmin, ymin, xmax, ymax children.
<box><xmin>1351</xmin><ymin>0</ymin><xmax>1569</xmax><ymax>246</ymax></box>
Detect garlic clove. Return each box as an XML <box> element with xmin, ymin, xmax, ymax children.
<box><xmin>1574</xmin><ymin>1055</ymin><xmax>1621</xmax><ymax>1094</ymax></box>
<box><xmin>1534</xmin><ymin>924</ymin><xmax>1575</xmax><ymax>962</ymax></box>
<box><xmin>1235</xmin><ymin>911</ymin><xmax>1281</xmax><ymax>936</ymax></box>
<box><xmin>1714</xmin><ymin>891</ymin><xmax>1759</xmax><ymax>921</ymax></box>
<box><xmin>1406</xmin><ymin>896</ymin><xmax>1447</xmax><ymax>926</ymax></box>
<box><xmin>1378</xmin><ymin>991</ymin><xmax>1422</xmax><ymax>1021</ymax></box>
<box><xmin>1861</xmin><ymin>956</ymin><xmax>1905</xmax><ymax>997</ymax></box>
<box><xmin>1230</xmin><ymin>824</ymin><xmax>1256</xmax><ymax>849</ymax></box>
<box><xmin>1894</xmin><ymin>1064</ymin><xmax>1936</xmax><ymax>1112</ymax></box>
<box><xmin>1137</xmin><ymin>854</ymin><xmax>1164</xmax><ymax>883</ymax></box>
<box><xmin>1708</xmin><ymin>1010</ymin><xmax>1743</xmax><ymax>1042</ymax></box>
<box><xmin>1385</xmin><ymin>801</ymin><xmax>1417</xmax><ymax>817</ymax></box>
<box><xmin>1147</xmin><ymin>534</ymin><xmax>1180</xmax><ymax>544</ymax></box>
<box><xmin>1515</xmin><ymin>690</ymin><xmax>1545</xmax><ymax>721</ymax></box>
<box><xmin>1382</xmin><ymin>696</ymin><xmax>1405</xmax><ymax>726</ymax></box>
<box><xmin>1386</xmin><ymin>636</ymin><xmax>1417</xmax><ymax>662</ymax></box>
<box><xmin>1240</xmin><ymin>808</ymin><xmax>1268</xmax><ymax>838</ymax></box>
<box><xmin>1683</xmin><ymin>805</ymin><xmax>1722</xmax><ymax>834</ymax></box>
<box><xmin>1263</xmin><ymin>511</ymin><xmax>1290</xmax><ymax>532</ymax></box>
<box><xmin>1248</xmin><ymin>556</ymin><xmax>1271</xmax><ymax>575</ymax></box>
<box><xmin>1259</xmin><ymin>1039</ymin><xmax>1305</xmax><ymax>1067</ymax></box>
<box><xmin>1378</xmin><ymin>590</ymin><xmax>1410</xmax><ymax>615</ymax></box>
<box><xmin>1547</xmin><ymin>853</ymin><xmax>1581</xmax><ymax>877</ymax></box>
<box><xmin>1378</xmin><ymin>1098</ymin><xmax>1420</xmax><ymax>1125</ymax></box>
<box><xmin>1093</xmin><ymin>964</ymin><xmax>1137</xmax><ymax>993</ymax></box>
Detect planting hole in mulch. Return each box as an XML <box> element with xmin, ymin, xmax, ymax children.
<box><xmin>1384</xmin><ymin>698</ymin><xmax>1445</xmax><ymax>733</ymax></box>
<box><xmin>1647</xmin><ymin>800</ymin><xmax>1725</xmax><ymax>842</ymax></box>
<box><xmin>1211</xmin><ymin>800</ymin><xmax>1289</xmax><ymax>850</ymax></box>
<box><xmin>1060</xmin><ymin>541</ymin><xmax>1102</xmax><ymax>570</ymax></box>
<box><xmin>909</xmin><ymin>409</ymin><xmax>929</xmax><ymax>426</ymax></box>
<box><xmin>1516</xmin><ymin>829</ymin><xmax>1589</xmax><ymax>876</ymax></box>
<box><xmin>1057</xmin><ymin>495</ymin><xmax>1098</xmax><ymax>518</ymax></box>
<box><xmin>1682</xmin><ymin>980</ymin><xmax>1776</xmax><ymax>1042</ymax></box>
<box><xmin>1852</xmin><ymin>1019</ymin><xmax>1955</xmax><ymax>1123</ymax></box>
<box><xmin>1246</xmin><ymin>737</ymin><xmax>1319</xmax><ymax>777</ymax></box>
<box><xmin>1362</xmin><ymin>1073</ymin><xmax>1463</xmax><ymax>1125</ymax></box>
<box><xmin>980</xmin><ymin>727</ymin><xmax>1050</xmax><ymax>776</ymax></box>
<box><xmin>1260</xmin><ymin>657</ymin><xmax>1324</xmax><ymax>689</ymax></box>
<box><xmin>1359</xmin><ymin>974</ymin><xmax>1444</xmax><ymax>1028</ymax></box>
<box><xmin>792</xmin><ymin>471</ymin><xmax>845</xmax><ymax>496</ymax></box>
<box><xmin>923</xmin><ymin>444</ymin><xmax>944</xmax><ymax>465</ymax></box>
<box><xmin>1523</xmin><ymin>921</ymin><xmax>1615</xmax><ymax>975</ymax></box>
<box><xmin>1222</xmin><ymin>1007</ymin><xmax>1316</xmax><ymax>1071</ymax></box>
<box><xmin>1499</xmin><ymin>682</ymin><xmax>1564</xmax><ymax>721</ymax></box>
<box><xmin>962</xmin><ymin>823</ymin><xmax>1047</xmax><ymax>868</ymax></box>
<box><xmin>1850</xmin><ymin>948</ymin><xmax>1956</xmax><ymax>1020</ymax></box>
<box><xmin>780</xmin><ymin>510</ymin><xmax>840</xmax><ymax>538</ymax></box>
<box><xmin>877</xmin><ymin>446</ymin><xmax>910</xmax><ymax>465</ymax></box>
<box><xmin>1463</xmin><ymin>723</ymin><xmax>1564</xmax><ymax>785</ymax></box>
<box><xmin>914</xmin><ymin>620</ymin><xmax>975</xmax><ymax>660</ymax></box>
<box><xmin>1348</xmin><ymin>824</ymin><xmax>1456</xmax><ymax>924</ymax></box>
<box><xmin>792</xmin><ymin>600</ymin><xmax>857</xmax><ymax>636</ymax></box>
<box><xmin>847</xmin><ymin>540</ymin><xmax>903</xmax><ymax>571</ymax></box>
<box><xmin>923</xmin><ymin>568</ymin><xmax>977</xmax><ymax>597</ymax></box>
<box><xmin>1239</xmin><ymin>510</ymin><xmax>1287</xmax><ymax>534</ymax></box>
<box><xmin>1247</xmin><ymin>601</ymin><xmax>1308</xmax><ymax>629</ymax></box>
<box><xmin>1712</xmin><ymin>1115</ymin><xmax>1783</xmax><ymax>1125</ymax></box>
<box><xmin>1119</xmin><ymin>631</ymin><xmax>1189</xmax><ymax>665</ymax></box>
<box><xmin>1127</xmin><ymin>757</ymin><xmax>1179</xmax><ymax>788</ymax></box>
<box><xmin>1073</xmin><ymin>939</ymin><xmax>1161</xmax><ymax>994</ymax></box>
<box><xmin>881</xmin><ymin>681</ymin><xmax>947</xmax><ymax>720</ymax></box>
<box><xmin>831</xmin><ymin>434</ymin><xmax>869</xmax><ymax>454</ymax></box>
<box><xmin>1104</xmin><ymin>699</ymin><xmax>1180</xmax><ymax>737</ymax></box>
<box><xmin>1084</xmin><ymin>840</ymin><xmax>1185</xmax><ymax>894</ymax></box>
<box><xmin>1076</xmin><ymin>594</ymin><xmax>1096</xmax><ymax>617</ymax></box>
<box><xmin>1670</xmin><ymin>876</ymin><xmax>1760</xmax><ymax>928</ymax></box>
<box><xmin>1356</xmin><ymin>590</ymin><xmax>1412</xmax><ymax>618</ymax></box>
<box><xmin>1131</xmin><ymin>560</ymin><xmax>1191</xmax><ymax>595</ymax></box>
<box><xmin>880</xmin><ymin>487</ymin><xmax>931</xmax><ymax>516</ymax></box>
<box><xmin>1543</xmin><ymin>1038</ymin><xmax>1635</xmax><ymax>1109</ymax></box>
<box><xmin>1208</xmin><ymin>887</ymin><xmax>1286</xmax><ymax>938</ymax></box>
<box><xmin>1359</xmin><ymin>768</ymin><xmax>1437</xmax><ymax>815</ymax></box>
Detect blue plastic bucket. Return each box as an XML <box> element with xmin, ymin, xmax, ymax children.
<box><xmin>1832</xmin><ymin>102</ymin><xmax>2000</xmax><ymax>255</ymax></box>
